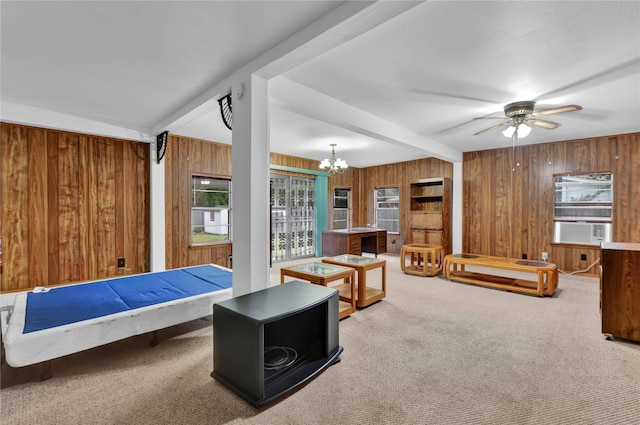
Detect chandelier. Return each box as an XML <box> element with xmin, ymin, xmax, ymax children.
<box><xmin>319</xmin><ymin>144</ymin><xmax>348</xmax><ymax>174</ymax></box>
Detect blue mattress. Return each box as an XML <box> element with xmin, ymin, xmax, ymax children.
<box><xmin>24</xmin><ymin>266</ymin><xmax>232</xmax><ymax>334</ymax></box>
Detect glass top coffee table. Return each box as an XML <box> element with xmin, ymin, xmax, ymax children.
<box><xmin>322</xmin><ymin>254</ymin><xmax>386</xmax><ymax>308</ymax></box>
<box><xmin>280</xmin><ymin>262</ymin><xmax>356</xmax><ymax>319</ymax></box>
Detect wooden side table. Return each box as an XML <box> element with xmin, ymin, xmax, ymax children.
<box><xmin>280</xmin><ymin>262</ymin><xmax>356</xmax><ymax>319</ymax></box>
<box><xmin>322</xmin><ymin>254</ymin><xmax>386</xmax><ymax>308</ymax></box>
<box><xmin>400</xmin><ymin>244</ymin><xmax>445</xmax><ymax>276</ymax></box>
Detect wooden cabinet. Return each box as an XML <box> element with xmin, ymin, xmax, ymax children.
<box><xmin>409</xmin><ymin>177</ymin><xmax>452</xmax><ymax>254</ymax></box>
<box><xmin>600</xmin><ymin>242</ymin><xmax>640</xmax><ymax>342</ymax></box>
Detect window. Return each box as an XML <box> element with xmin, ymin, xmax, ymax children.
<box><xmin>333</xmin><ymin>188</ymin><xmax>350</xmax><ymax>230</ymax></box>
<box><xmin>191</xmin><ymin>176</ymin><xmax>231</xmax><ymax>245</ymax></box>
<box><xmin>553</xmin><ymin>172</ymin><xmax>613</xmax><ymax>245</ymax></box>
<box><xmin>375</xmin><ymin>187</ymin><xmax>399</xmax><ymax>233</ymax></box>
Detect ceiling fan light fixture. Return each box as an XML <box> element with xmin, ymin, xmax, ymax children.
<box><xmin>519</xmin><ymin>124</ymin><xmax>532</xmax><ymax>138</ymax></box>
<box><xmin>504</xmin><ymin>101</ymin><xmax>535</xmax><ymax>118</ymax></box>
<box><xmin>502</xmin><ymin>123</ymin><xmax>531</xmax><ymax>139</ymax></box>
<box><xmin>475</xmin><ymin>100</ymin><xmax>581</xmax><ymax>137</ymax></box>
<box><xmin>502</xmin><ymin>126</ymin><xmax>515</xmax><ymax>138</ymax></box>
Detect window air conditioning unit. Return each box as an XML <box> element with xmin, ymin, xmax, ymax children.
<box><xmin>553</xmin><ymin>222</ymin><xmax>612</xmax><ymax>245</ymax></box>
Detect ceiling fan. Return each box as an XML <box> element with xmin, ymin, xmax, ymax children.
<box><xmin>473</xmin><ymin>101</ymin><xmax>583</xmax><ymax>136</ymax></box>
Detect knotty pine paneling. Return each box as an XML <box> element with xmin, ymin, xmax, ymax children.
<box><xmin>463</xmin><ymin>132</ymin><xmax>640</xmax><ymax>276</ymax></box>
<box><xmin>0</xmin><ymin>123</ymin><xmax>150</xmax><ymax>292</ymax></box>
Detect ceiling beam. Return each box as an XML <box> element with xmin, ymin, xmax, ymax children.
<box><xmin>271</xmin><ymin>77</ymin><xmax>462</xmax><ymax>163</ymax></box>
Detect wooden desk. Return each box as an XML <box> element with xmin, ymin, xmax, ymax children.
<box><xmin>322</xmin><ymin>254</ymin><xmax>386</xmax><ymax>308</ymax></box>
<box><xmin>321</xmin><ymin>228</ymin><xmax>387</xmax><ymax>257</ymax></box>
<box><xmin>280</xmin><ymin>262</ymin><xmax>356</xmax><ymax>319</ymax></box>
<box><xmin>400</xmin><ymin>244</ymin><xmax>445</xmax><ymax>276</ymax></box>
<box><xmin>443</xmin><ymin>253</ymin><xmax>558</xmax><ymax>297</ymax></box>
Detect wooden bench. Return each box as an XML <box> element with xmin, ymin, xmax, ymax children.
<box><xmin>443</xmin><ymin>253</ymin><xmax>558</xmax><ymax>297</ymax></box>
<box><xmin>400</xmin><ymin>244</ymin><xmax>445</xmax><ymax>277</ymax></box>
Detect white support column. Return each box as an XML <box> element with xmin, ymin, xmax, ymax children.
<box><xmin>452</xmin><ymin>161</ymin><xmax>463</xmax><ymax>254</ymax></box>
<box><xmin>149</xmin><ymin>138</ymin><xmax>166</xmax><ymax>272</ymax></box>
<box><xmin>231</xmin><ymin>74</ymin><xmax>271</xmax><ymax>297</ymax></box>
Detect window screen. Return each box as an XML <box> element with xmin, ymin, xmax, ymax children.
<box><xmin>191</xmin><ymin>176</ymin><xmax>231</xmax><ymax>245</ymax></box>
<box><xmin>375</xmin><ymin>187</ymin><xmax>399</xmax><ymax>233</ymax></box>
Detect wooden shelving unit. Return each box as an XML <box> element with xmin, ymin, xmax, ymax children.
<box><xmin>408</xmin><ymin>177</ymin><xmax>452</xmax><ymax>254</ymax></box>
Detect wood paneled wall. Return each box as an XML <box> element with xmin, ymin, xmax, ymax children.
<box><xmin>270</xmin><ymin>152</ymin><xmax>321</xmax><ymax>172</ymax></box>
<box><xmin>164</xmin><ymin>135</ymin><xmax>233</xmax><ymax>269</ymax></box>
<box><xmin>326</xmin><ymin>165</ymin><xmax>360</xmax><ymax>232</ymax></box>
<box><xmin>1</xmin><ymin>123</ymin><xmax>150</xmax><ymax>292</ymax></box>
<box><xmin>165</xmin><ymin>134</ymin><xmax>455</xmax><ymax>261</ymax></box>
<box><xmin>164</xmin><ymin>140</ymin><xmax>333</xmax><ymax>270</ymax></box>
<box><xmin>268</xmin><ymin>153</ymin><xmax>453</xmax><ymax>254</ymax></box>
<box><xmin>11</xmin><ymin>123</ymin><xmax>630</xmax><ymax>287</ymax></box>
<box><xmin>463</xmin><ymin>132</ymin><xmax>640</xmax><ymax>275</ymax></box>
<box><xmin>352</xmin><ymin>157</ymin><xmax>453</xmax><ymax>253</ymax></box>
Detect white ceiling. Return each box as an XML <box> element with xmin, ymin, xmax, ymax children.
<box><xmin>2</xmin><ymin>1</ymin><xmax>639</xmax><ymax>168</ymax></box>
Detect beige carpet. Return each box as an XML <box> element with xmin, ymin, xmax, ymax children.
<box><xmin>2</xmin><ymin>254</ymin><xmax>639</xmax><ymax>425</ymax></box>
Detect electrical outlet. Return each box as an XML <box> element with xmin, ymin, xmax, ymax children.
<box><xmin>580</xmin><ymin>253</ymin><xmax>587</xmax><ymax>261</ymax></box>
<box><xmin>117</xmin><ymin>258</ymin><xmax>125</xmax><ymax>268</ymax></box>
<box><xmin>541</xmin><ymin>252</ymin><xmax>548</xmax><ymax>262</ymax></box>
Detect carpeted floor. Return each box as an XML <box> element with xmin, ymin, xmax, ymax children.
<box><xmin>2</xmin><ymin>254</ymin><xmax>639</xmax><ymax>425</ymax></box>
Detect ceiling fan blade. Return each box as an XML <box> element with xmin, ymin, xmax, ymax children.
<box><xmin>473</xmin><ymin>121</ymin><xmax>510</xmax><ymax>135</ymax></box>
<box><xmin>539</xmin><ymin>58</ymin><xmax>640</xmax><ymax>99</ymax></box>
<box><xmin>411</xmin><ymin>90</ymin><xmax>504</xmax><ymax>105</ymax></box>
<box><xmin>532</xmin><ymin>104</ymin><xmax>582</xmax><ymax>117</ymax></box>
<box><xmin>529</xmin><ymin>119</ymin><xmax>559</xmax><ymax>129</ymax></box>
<box><xmin>472</xmin><ymin>116</ymin><xmax>507</xmax><ymax>120</ymax></box>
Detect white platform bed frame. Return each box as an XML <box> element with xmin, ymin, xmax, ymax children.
<box><xmin>0</xmin><ymin>264</ymin><xmax>233</xmax><ymax>380</ymax></box>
